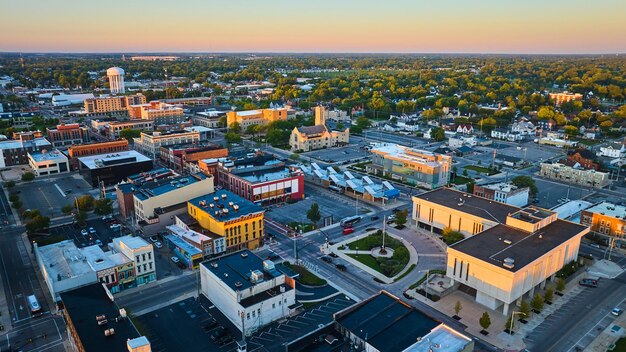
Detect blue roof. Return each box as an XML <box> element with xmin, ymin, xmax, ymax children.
<box><xmin>202</xmin><ymin>250</ymin><xmax>280</xmax><ymax>291</ymax></box>
<box><xmin>134</xmin><ymin>173</ymin><xmax>208</xmax><ymax>200</ymax></box>
<box><xmin>164</xmin><ymin>234</ymin><xmax>202</xmax><ymax>256</ymax></box>
<box><xmin>189</xmin><ymin>190</ymin><xmax>263</xmax><ymax>222</ymax></box>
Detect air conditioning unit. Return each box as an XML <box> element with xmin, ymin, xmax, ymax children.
<box><xmin>250</xmin><ymin>270</ymin><xmax>264</xmax><ymax>284</ymax></box>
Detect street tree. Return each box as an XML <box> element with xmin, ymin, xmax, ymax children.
<box><xmin>395</xmin><ymin>209</ymin><xmax>408</xmax><ymax>227</ymax></box>
<box><xmin>556</xmin><ymin>278</ymin><xmax>566</xmax><ymax>292</ymax></box>
<box><xmin>94</xmin><ymin>198</ymin><xmax>113</xmax><ymax>215</ymax></box>
<box><xmin>479</xmin><ymin>312</ymin><xmax>491</xmax><ymax>331</ymax></box>
<box><xmin>306</xmin><ymin>203</ymin><xmax>321</xmax><ymax>228</ymax></box>
<box><xmin>544</xmin><ymin>285</ymin><xmax>554</xmax><ymax>303</ymax></box>
<box><xmin>21</xmin><ymin>172</ymin><xmax>35</xmax><ymax>182</ymax></box>
<box><xmin>511</xmin><ymin>175</ymin><xmax>538</xmax><ymax>197</ymax></box>
<box><xmin>531</xmin><ymin>293</ymin><xmax>544</xmax><ymax>312</ymax></box>
<box><xmin>519</xmin><ymin>299</ymin><xmax>531</xmax><ymax>317</ymax></box>
<box><xmin>454</xmin><ymin>301</ymin><xmax>463</xmax><ymax>317</ymax></box>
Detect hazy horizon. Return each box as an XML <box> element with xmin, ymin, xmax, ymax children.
<box><xmin>1</xmin><ymin>0</ymin><xmax>625</xmax><ymax>54</ymax></box>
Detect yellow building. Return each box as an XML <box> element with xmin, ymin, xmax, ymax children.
<box><xmin>128</xmin><ymin>101</ymin><xmax>184</xmax><ymax>121</ymax></box>
<box><xmin>412</xmin><ymin>188</ymin><xmax>519</xmax><ymax>236</ymax></box>
<box><xmin>84</xmin><ymin>94</ymin><xmax>146</xmax><ymax>114</ymax></box>
<box><xmin>289</xmin><ymin>106</ymin><xmax>349</xmax><ymax>152</ymax></box>
<box><xmin>226</xmin><ymin>107</ymin><xmax>288</xmax><ymax>129</ymax></box>
<box><xmin>187</xmin><ymin>190</ymin><xmax>265</xmax><ymax>251</ymax></box>
<box><xmin>549</xmin><ymin>91</ymin><xmax>583</xmax><ymax>106</ymax></box>
<box><xmin>446</xmin><ymin>206</ymin><xmax>588</xmax><ymax>315</ymax></box>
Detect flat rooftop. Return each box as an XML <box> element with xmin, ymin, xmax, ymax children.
<box><xmin>585</xmin><ymin>202</ymin><xmax>626</xmax><ymax>219</ymax></box>
<box><xmin>238</xmin><ymin>166</ymin><xmax>297</xmax><ymax>183</ymax></box>
<box><xmin>126</xmin><ymin>167</ymin><xmax>178</xmax><ymax>184</ymax></box>
<box><xmin>450</xmin><ymin>219</ymin><xmax>588</xmax><ymax>272</ymax></box>
<box><xmin>189</xmin><ymin>190</ymin><xmax>263</xmax><ymax>222</ymax></box>
<box><xmin>60</xmin><ymin>283</ymin><xmax>144</xmax><ymax>352</ymax></box>
<box><xmin>0</xmin><ymin>137</ymin><xmax>50</xmax><ymax>150</ymax></box>
<box><xmin>37</xmin><ymin>240</ymin><xmax>94</xmax><ymax>282</ymax></box>
<box><xmin>479</xmin><ymin>182</ymin><xmax>524</xmax><ymax>193</ymax></box>
<box><xmin>166</xmin><ymin>224</ymin><xmax>214</xmax><ymax>245</ymax></box>
<box><xmin>81</xmin><ymin>245</ymin><xmax>116</xmax><ymax>272</ymax></box>
<box><xmin>335</xmin><ymin>291</ymin><xmax>440</xmax><ymax>352</ymax></box>
<box><xmin>202</xmin><ymin>250</ymin><xmax>281</xmax><ymax>291</ymax></box>
<box><xmin>113</xmin><ymin>235</ymin><xmax>150</xmax><ymax>251</ymax></box>
<box><xmin>28</xmin><ymin>150</ymin><xmax>68</xmax><ymax>163</ymax></box>
<box><xmin>134</xmin><ymin>173</ymin><xmax>208</xmax><ymax>201</ymax></box>
<box><xmin>404</xmin><ymin>325</ymin><xmax>473</xmax><ymax>352</ymax></box>
<box><xmin>415</xmin><ymin>188</ymin><xmax>520</xmax><ymax>223</ymax></box>
<box><xmin>164</xmin><ymin>234</ymin><xmax>202</xmax><ymax>256</ymax></box>
<box><xmin>78</xmin><ymin>150</ymin><xmax>151</xmax><ymax>170</ymax></box>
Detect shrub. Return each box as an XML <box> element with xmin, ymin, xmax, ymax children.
<box><xmin>479</xmin><ymin>312</ymin><xmax>491</xmax><ymax>331</ymax></box>
<box><xmin>21</xmin><ymin>172</ymin><xmax>35</xmax><ymax>182</ymax></box>
<box><xmin>531</xmin><ymin>293</ymin><xmax>544</xmax><ymax>312</ymax></box>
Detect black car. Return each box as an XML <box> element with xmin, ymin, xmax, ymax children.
<box><xmin>335</xmin><ymin>264</ymin><xmax>347</xmax><ymax>271</ymax></box>
<box><xmin>267</xmin><ymin>254</ymin><xmax>280</xmax><ymax>261</ymax></box>
<box><xmin>210</xmin><ymin>327</ymin><xmax>227</xmax><ymax>341</ymax></box>
<box><xmin>371</xmin><ymin>216</ymin><xmax>380</xmax><ymax>221</ymax></box>
<box><xmin>218</xmin><ymin>335</ymin><xmax>234</xmax><ymax>346</ymax></box>
<box><xmin>204</xmin><ymin>319</ymin><xmax>219</xmax><ymax>331</ymax></box>
<box><xmin>579</xmin><ymin>279</ymin><xmax>598</xmax><ymax>288</ymax></box>
<box><xmin>321</xmin><ymin>256</ymin><xmax>333</xmax><ymax>263</ymax></box>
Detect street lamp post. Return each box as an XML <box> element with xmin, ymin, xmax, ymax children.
<box><xmin>509</xmin><ymin>311</ymin><xmax>526</xmax><ymax>335</ymax></box>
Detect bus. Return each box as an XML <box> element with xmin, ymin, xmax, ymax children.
<box><xmin>28</xmin><ymin>295</ymin><xmax>42</xmax><ymax>317</ymax></box>
<box><xmin>340</xmin><ymin>215</ymin><xmax>361</xmax><ymax>228</ymax></box>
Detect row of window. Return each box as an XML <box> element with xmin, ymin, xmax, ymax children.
<box><xmin>135</xmin><ymin>252</ymin><xmax>152</xmax><ymax>263</ymax></box>
<box><xmin>453</xmin><ymin>258</ymin><xmax>470</xmax><ymax>281</ymax></box>
<box><xmin>137</xmin><ymin>262</ymin><xmax>153</xmax><ymax>273</ymax></box>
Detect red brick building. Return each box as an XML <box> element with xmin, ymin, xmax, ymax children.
<box><xmin>563</xmin><ymin>148</ymin><xmax>599</xmax><ymax>170</ymax></box>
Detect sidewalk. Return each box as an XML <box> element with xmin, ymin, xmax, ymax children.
<box><xmin>114</xmin><ymin>270</ymin><xmax>195</xmax><ymax>299</ymax></box>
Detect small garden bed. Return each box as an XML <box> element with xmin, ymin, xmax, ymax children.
<box><xmin>344</xmin><ymin>230</ymin><xmax>410</xmax><ymax>277</ymax></box>
<box><xmin>463</xmin><ymin>165</ymin><xmax>499</xmax><ymax>175</ymax></box>
<box><xmin>450</xmin><ymin>176</ymin><xmax>472</xmax><ymax>185</ymax></box>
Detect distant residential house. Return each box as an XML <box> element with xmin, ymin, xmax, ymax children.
<box><xmin>597</xmin><ymin>141</ymin><xmax>626</xmax><ymax>159</ymax></box>
<box><xmin>563</xmin><ymin>148</ymin><xmax>599</xmax><ymax>170</ymax></box>
<box><xmin>511</xmin><ymin>120</ymin><xmax>536</xmax><ymax>135</ymax></box>
<box><xmin>448</xmin><ymin>135</ymin><xmax>477</xmax><ymax>148</ymax></box>
<box><xmin>491</xmin><ymin>129</ymin><xmax>523</xmax><ymax>142</ymax></box>
<box><xmin>455</xmin><ymin>145</ymin><xmax>474</xmax><ymax>156</ymax></box>
<box><xmin>537</xmin><ymin>119</ymin><xmax>557</xmax><ymax>131</ymax></box>
<box><xmin>456</xmin><ymin>124</ymin><xmax>474</xmax><ymax>134</ymax></box>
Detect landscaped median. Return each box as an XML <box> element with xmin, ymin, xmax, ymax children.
<box><xmin>282</xmin><ymin>261</ymin><xmax>327</xmax><ymax>286</ymax></box>
<box><xmin>330</xmin><ymin>229</ymin><xmax>417</xmax><ymax>284</ymax></box>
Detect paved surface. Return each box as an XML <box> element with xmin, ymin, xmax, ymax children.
<box><xmin>524</xmin><ymin>271</ymin><xmax>626</xmax><ymax>352</ymax></box>
<box><xmin>301</xmin><ymin>143</ymin><xmax>370</xmax><ymax>164</ymax></box>
<box><xmin>14</xmin><ymin>174</ymin><xmax>93</xmax><ymax>218</ymax></box>
<box><xmin>0</xmin><ymin>226</ymin><xmax>67</xmax><ymax>351</ymax></box>
<box><xmin>265</xmin><ymin>183</ymin><xmax>374</xmax><ymax>226</ymax></box>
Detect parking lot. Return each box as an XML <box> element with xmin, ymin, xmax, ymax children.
<box><xmin>13</xmin><ymin>174</ymin><xmax>94</xmax><ymax>217</ymax></box>
<box><xmin>301</xmin><ymin>143</ymin><xmax>371</xmax><ymax>164</ymax></box>
<box><xmin>471</xmin><ymin>141</ymin><xmax>564</xmax><ymax>165</ymax></box>
<box><xmin>265</xmin><ymin>184</ymin><xmax>373</xmax><ymax>227</ymax></box>
<box><xmin>135</xmin><ymin>296</ymin><xmax>241</xmax><ymax>352</ymax></box>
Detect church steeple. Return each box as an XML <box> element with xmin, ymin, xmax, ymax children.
<box><xmin>314</xmin><ymin>106</ymin><xmax>326</xmax><ymax>126</ymax></box>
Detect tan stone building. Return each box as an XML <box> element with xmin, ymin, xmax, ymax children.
<box><xmin>289</xmin><ymin>106</ymin><xmax>349</xmax><ymax>152</ymax></box>
<box><xmin>549</xmin><ymin>91</ymin><xmax>583</xmax><ymax>106</ymax></box>
<box><xmin>226</xmin><ymin>107</ymin><xmax>288</xmax><ymax>129</ymax></box>
<box><xmin>580</xmin><ymin>202</ymin><xmax>626</xmax><ymax>248</ymax></box>
<box><xmin>540</xmin><ymin>162</ymin><xmax>610</xmax><ymax>188</ymax></box>
<box><xmin>84</xmin><ymin>94</ymin><xmax>146</xmax><ymax>114</ymax></box>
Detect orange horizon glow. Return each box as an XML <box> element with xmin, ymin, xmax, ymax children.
<box><xmin>1</xmin><ymin>0</ymin><xmax>625</xmax><ymax>54</ymax></box>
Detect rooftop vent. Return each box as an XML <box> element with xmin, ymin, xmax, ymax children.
<box><xmin>250</xmin><ymin>270</ymin><xmax>264</xmax><ymax>284</ymax></box>
<box><xmin>211</xmin><ymin>262</ymin><xmax>218</xmax><ymax>268</ymax></box>
<box><xmin>233</xmin><ymin>205</ymin><xmax>239</xmax><ymax>211</ymax></box>
<box><xmin>503</xmin><ymin>258</ymin><xmax>515</xmax><ymax>269</ymax></box>
<box><xmin>104</xmin><ymin>328</ymin><xmax>115</xmax><ymax>337</ymax></box>
<box><xmin>221</xmin><ymin>193</ymin><xmax>227</xmax><ymax>199</ymax></box>
<box><xmin>214</xmin><ymin>196</ymin><xmax>219</xmax><ymax>202</ymax></box>
<box><xmin>96</xmin><ymin>315</ymin><xmax>108</xmax><ymax>325</ymax></box>
<box><xmin>234</xmin><ymin>281</ymin><xmax>243</xmax><ymax>289</ymax></box>
<box><xmin>119</xmin><ymin>308</ymin><xmax>127</xmax><ymax>318</ymax></box>
<box><xmin>241</xmin><ymin>252</ymin><xmax>249</xmax><ymax>258</ymax></box>
<box><xmin>503</xmin><ymin>239</ymin><xmax>512</xmax><ymax>245</ymax></box>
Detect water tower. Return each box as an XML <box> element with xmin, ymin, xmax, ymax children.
<box><xmin>107</xmin><ymin>67</ymin><xmax>125</xmax><ymax>94</ymax></box>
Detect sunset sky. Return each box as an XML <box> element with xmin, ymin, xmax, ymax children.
<box><xmin>1</xmin><ymin>0</ymin><xmax>624</xmax><ymax>54</ymax></box>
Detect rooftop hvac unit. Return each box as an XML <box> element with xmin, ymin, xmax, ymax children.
<box><xmin>250</xmin><ymin>270</ymin><xmax>264</xmax><ymax>283</ymax></box>
<box><xmin>503</xmin><ymin>258</ymin><xmax>515</xmax><ymax>269</ymax></box>
<box><xmin>211</xmin><ymin>262</ymin><xmax>218</xmax><ymax>268</ymax></box>
<box><xmin>233</xmin><ymin>205</ymin><xmax>239</xmax><ymax>211</ymax></box>
<box><xmin>221</xmin><ymin>193</ymin><xmax>227</xmax><ymax>199</ymax></box>
<box><xmin>214</xmin><ymin>196</ymin><xmax>219</xmax><ymax>202</ymax></box>
<box><xmin>234</xmin><ymin>281</ymin><xmax>243</xmax><ymax>289</ymax></box>
<box><xmin>241</xmin><ymin>252</ymin><xmax>248</xmax><ymax>258</ymax></box>
<box><xmin>119</xmin><ymin>309</ymin><xmax>127</xmax><ymax>318</ymax></box>
<box><xmin>104</xmin><ymin>328</ymin><xmax>115</xmax><ymax>337</ymax></box>
<box><xmin>209</xmin><ymin>203</ymin><xmax>214</xmax><ymax>208</ymax></box>
<box><xmin>503</xmin><ymin>239</ymin><xmax>512</xmax><ymax>245</ymax></box>
<box><xmin>223</xmin><ymin>209</ymin><xmax>229</xmax><ymax>214</ymax></box>
<box><xmin>96</xmin><ymin>315</ymin><xmax>108</xmax><ymax>325</ymax></box>
<box><xmin>263</xmin><ymin>260</ymin><xmax>275</xmax><ymax>272</ymax></box>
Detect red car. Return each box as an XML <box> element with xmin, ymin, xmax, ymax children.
<box><xmin>342</xmin><ymin>227</ymin><xmax>354</xmax><ymax>235</ymax></box>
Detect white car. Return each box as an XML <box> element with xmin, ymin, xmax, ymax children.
<box><xmin>612</xmin><ymin>308</ymin><xmax>623</xmax><ymax>316</ymax></box>
<box><xmin>154</xmin><ymin>242</ymin><xmax>163</xmax><ymax>249</ymax></box>
<box><xmin>171</xmin><ymin>256</ymin><xmax>180</xmax><ymax>264</ymax></box>
<box><xmin>149</xmin><ymin>236</ymin><xmax>159</xmax><ymax>243</ymax></box>
<box><xmin>110</xmin><ymin>224</ymin><xmax>121</xmax><ymax>230</ymax></box>
<box><xmin>88</xmin><ymin>227</ymin><xmax>96</xmax><ymax>234</ymax></box>
<box><xmin>80</xmin><ymin>229</ymin><xmax>88</xmax><ymax>236</ymax></box>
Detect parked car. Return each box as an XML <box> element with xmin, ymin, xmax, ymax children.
<box><xmin>80</xmin><ymin>229</ymin><xmax>88</xmax><ymax>236</ymax></box>
<box><xmin>611</xmin><ymin>308</ymin><xmax>623</xmax><ymax>316</ymax></box>
<box><xmin>171</xmin><ymin>256</ymin><xmax>180</xmax><ymax>264</ymax></box>
<box><xmin>149</xmin><ymin>236</ymin><xmax>159</xmax><ymax>243</ymax></box>
<box><xmin>335</xmin><ymin>264</ymin><xmax>347</xmax><ymax>272</ymax></box>
<box><xmin>101</xmin><ymin>215</ymin><xmax>113</xmax><ymax>222</ymax></box>
<box><xmin>154</xmin><ymin>242</ymin><xmax>163</xmax><ymax>249</ymax></box>
<box><xmin>579</xmin><ymin>279</ymin><xmax>598</xmax><ymax>288</ymax></box>
<box><xmin>218</xmin><ymin>335</ymin><xmax>234</xmax><ymax>346</ymax></box>
<box><xmin>210</xmin><ymin>327</ymin><xmax>227</xmax><ymax>341</ymax></box>
<box><xmin>88</xmin><ymin>227</ymin><xmax>96</xmax><ymax>234</ymax></box>
<box><xmin>329</xmin><ymin>253</ymin><xmax>339</xmax><ymax>258</ymax></box>
<box><xmin>95</xmin><ymin>239</ymin><xmax>102</xmax><ymax>246</ymax></box>
<box><xmin>342</xmin><ymin>227</ymin><xmax>355</xmax><ymax>235</ymax></box>
<box><xmin>267</xmin><ymin>254</ymin><xmax>280</xmax><ymax>261</ymax></box>
<box><xmin>110</xmin><ymin>224</ymin><xmax>121</xmax><ymax>230</ymax></box>
<box><xmin>204</xmin><ymin>319</ymin><xmax>219</xmax><ymax>330</ymax></box>
<box><xmin>321</xmin><ymin>256</ymin><xmax>333</xmax><ymax>263</ymax></box>
<box><xmin>590</xmin><ymin>243</ymin><xmax>600</xmax><ymax>249</ymax></box>
<box><xmin>370</xmin><ymin>216</ymin><xmax>380</xmax><ymax>221</ymax></box>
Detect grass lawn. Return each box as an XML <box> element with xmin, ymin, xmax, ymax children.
<box><xmin>347</xmin><ymin>231</ymin><xmax>402</xmax><ymax>250</ymax></box>
<box><xmin>348</xmin><ymin>254</ymin><xmax>384</xmax><ymax>273</ymax></box>
<box><xmin>572</xmin><ymin>137</ymin><xmax>602</xmax><ymax>146</ymax></box>
<box><xmin>283</xmin><ymin>262</ymin><xmax>327</xmax><ymax>286</ymax></box>
<box><xmin>450</xmin><ymin>176</ymin><xmax>472</xmax><ymax>185</ymax></box>
<box><xmin>464</xmin><ymin>165</ymin><xmax>498</xmax><ymax>175</ymax></box>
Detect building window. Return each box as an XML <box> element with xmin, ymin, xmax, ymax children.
<box><xmin>149</xmin><ymin>263</ymin><xmax>152</xmax><ymax>270</ymax></box>
<box><xmin>142</xmin><ymin>254</ymin><xmax>146</xmax><ymax>262</ymax></box>
<box><xmin>136</xmin><ymin>256</ymin><xmax>140</xmax><ymax>263</ymax></box>
<box><xmin>453</xmin><ymin>258</ymin><xmax>457</xmax><ymax>275</ymax></box>
<box><xmin>247</xmin><ymin>313</ymin><xmax>250</xmax><ymax>320</ymax></box>
<box><xmin>148</xmin><ymin>252</ymin><xmax>152</xmax><ymax>260</ymax></box>
<box><xmin>466</xmin><ymin>263</ymin><xmax>470</xmax><ymax>281</ymax></box>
